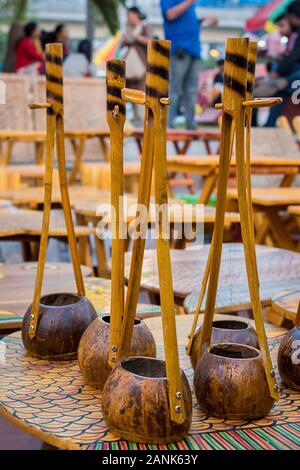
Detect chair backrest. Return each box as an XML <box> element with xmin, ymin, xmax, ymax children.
<box><xmin>0</xmin><ymin>73</ymin><xmax>34</xmax><ymax>162</ymax></box>
<box><xmin>293</xmin><ymin>116</ymin><xmax>300</xmax><ymax>140</ymax></box>
<box><xmin>80</xmin><ymin>163</ymin><xmax>111</xmax><ymax>190</ymax></box>
<box><xmin>34</xmin><ymin>76</ymin><xmax>108</xmax><ymax>161</ymax></box>
<box><xmin>249</xmin><ymin>127</ymin><xmax>299</xmax><ymax>157</ymax></box>
<box><xmin>276</xmin><ymin>116</ymin><xmax>293</xmax><ymax>137</ymax></box>
<box><xmin>0</xmin><ymin>169</ymin><xmax>21</xmax><ymax>190</ymax></box>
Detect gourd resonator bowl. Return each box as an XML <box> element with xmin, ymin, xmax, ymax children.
<box><xmin>22</xmin><ymin>293</ymin><xmax>97</xmax><ymax>360</ymax></box>
<box><xmin>78</xmin><ymin>316</ymin><xmax>156</xmax><ymax>390</ymax></box>
<box><xmin>102</xmin><ymin>356</ymin><xmax>192</xmax><ymax>444</ymax></box>
<box><xmin>278</xmin><ymin>326</ymin><xmax>300</xmax><ymax>391</ymax></box>
<box><xmin>194</xmin><ymin>343</ymin><xmax>274</xmax><ymax>420</ymax></box>
<box><xmin>190</xmin><ymin>319</ymin><xmax>259</xmax><ymax>369</ymax></box>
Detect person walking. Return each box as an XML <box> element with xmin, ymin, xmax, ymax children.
<box><xmin>161</xmin><ymin>0</ymin><xmax>217</xmax><ymax>129</ymax></box>
<box><xmin>121</xmin><ymin>6</ymin><xmax>152</xmax><ymax>127</ymax></box>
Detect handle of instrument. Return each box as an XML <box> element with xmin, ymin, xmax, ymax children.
<box><xmin>29</xmin><ymin>110</ymin><xmax>55</xmax><ymax>339</ymax></box>
<box><xmin>106</xmin><ymin>60</ymin><xmax>126</xmax><ymax>367</ymax></box>
<box><xmin>119</xmin><ymin>106</ymin><xmax>154</xmax><ymax>359</ymax></box>
<box><xmin>198</xmin><ymin>38</ymin><xmax>249</xmax><ymax>356</ymax></box>
<box><xmin>144</xmin><ymin>40</ymin><xmax>186</xmax><ymax>424</ymax></box>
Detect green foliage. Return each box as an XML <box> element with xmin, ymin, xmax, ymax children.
<box><xmin>0</xmin><ymin>0</ymin><xmax>28</xmax><ymax>21</ymax></box>
<box><xmin>92</xmin><ymin>0</ymin><xmax>125</xmax><ymax>35</ymax></box>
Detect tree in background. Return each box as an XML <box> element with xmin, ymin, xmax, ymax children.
<box><xmin>0</xmin><ymin>0</ymin><xmax>125</xmax><ymax>71</ymax></box>
<box><xmin>92</xmin><ymin>0</ymin><xmax>125</xmax><ymax>36</ymax></box>
<box><xmin>1</xmin><ymin>0</ymin><xmax>28</xmax><ymax>71</ymax></box>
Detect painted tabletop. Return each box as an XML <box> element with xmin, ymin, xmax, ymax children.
<box><xmin>0</xmin><ymin>208</ymin><xmax>95</xmax><ymax>238</ymax></box>
<box><xmin>1</xmin><ymin>316</ymin><xmax>299</xmax><ymax>450</ymax></box>
<box><xmin>0</xmin><ymin>276</ymin><xmax>161</xmax><ymax>330</ymax></box>
<box><xmin>124</xmin><ymin>244</ymin><xmax>300</xmax><ymax>307</ymax></box>
<box><xmin>270</xmin><ymin>290</ymin><xmax>300</xmax><ymax>324</ymax></box>
<box><xmin>0</xmin><ymin>262</ymin><xmax>92</xmax><ymax>321</ymax></box>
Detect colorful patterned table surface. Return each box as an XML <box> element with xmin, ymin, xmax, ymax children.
<box><xmin>0</xmin><ymin>315</ymin><xmax>299</xmax><ymax>450</ymax></box>
<box><xmin>0</xmin><ymin>277</ymin><xmax>161</xmax><ymax>330</ymax></box>
<box><xmin>125</xmin><ymin>245</ymin><xmax>300</xmax><ymax>307</ymax></box>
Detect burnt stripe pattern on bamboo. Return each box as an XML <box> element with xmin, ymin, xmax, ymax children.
<box><xmin>45</xmin><ymin>47</ymin><xmax>64</xmax><ymax>111</ymax></box>
<box><xmin>106</xmin><ymin>60</ymin><xmax>126</xmax><ymax>117</ymax></box>
<box><xmin>223</xmin><ymin>39</ymin><xmax>248</xmax><ymax>106</ymax></box>
<box><xmin>246</xmin><ymin>44</ymin><xmax>257</xmax><ymax>98</ymax></box>
<box><xmin>146</xmin><ymin>40</ymin><xmax>171</xmax><ymax>101</ymax></box>
<box><xmin>225</xmin><ymin>52</ymin><xmax>248</xmax><ymax>70</ymax></box>
<box><xmin>224</xmin><ymin>75</ymin><xmax>246</xmax><ymax>97</ymax></box>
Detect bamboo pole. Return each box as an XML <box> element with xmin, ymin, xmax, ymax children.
<box><xmin>106</xmin><ymin>60</ymin><xmax>126</xmax><ymax>367</ymax></box>
<box><xmin>197</xmin><ymin>38</ymin><xmax>249</xmax><ymax>356</ymax></box>
<box><xmin>119</xmin><ymin>106</ymin><xmax>154</xmax><ymax>359</ymax></box>
<box><xmin>29</xmin><ymin>111</ymin><xmax>55</xmax><ymax>339</ymax></box>
<box><xmin>56</xmin><ymin>114</ymin><xmax>85</xmax><ymax>296</ymax></box>
<box><xmin>246</xmin><ymin>42</ymin><xmax>258</xmax><ymax>259</ymax></box>
<box><xmin>235</xmin><ymin>87</ymin><xmax>279</xmax><ymax>401</ymax></box>
<box><xmin>143</xmin><ymin>40</ymin><xmax>186</xmax><ymax>424</ymax></box>
<box><xmin>28</xmin><ymin>43</ymin><xmax>86</xmax><ymax>339</ymax></box>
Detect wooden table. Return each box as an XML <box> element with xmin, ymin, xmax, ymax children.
<box><xmin>267</xmin><ymin>289</ymin><xmax>300</xmax><ymax>325</ymax></box>
<box><xmin>0</xmin><ymin>208</ymin><xmax>95</xmax><ymax>263</ymax></box>
<box><xmin>227</xmin><ymin>187</ymin><xmax>300</xmax><ymax>251</ymax></box>
<box><xmin>125</xmin><ymin>244</ymin><xmax>300</xmax><ymax>309</ymax></box>
<box><xmin>0</xmin><ymin>129</ymin><xmax>111</xmax><ymax>181</ymax></box>
<box><xmin>131</xmin><ymin>127</ymin><xmax>221</xmax><ymax>155</ymax></box>
<box><xmin>0</xmin><ymin>131</ymin><xmax>46</xmax><ymax>166</ymax></box>
<box><xmin>75</xmin><ymin>199</ymin><xmax>240</xmax><ymax>273</ymax></box>
<box><xmin>0</xmin><ymin>276</ymin><xmax>161</xmax><ymax>330</ymax></box>
<box><xmin>1</xmin><ymin>316</ymin><xmax>299</xmax><ymax>450</ymax></box>
<box><xmin>0</xmin><ymin>262</ymin><xmax>92</xmax><ymax>324</ymax></box>
<box><xmin>168</xmin><ymin>155</ymin><xmax>300</xmax><ymax>204</ymax></box>
<box><xmin>0</xmin><ymin>186</ymin><xmax>108</xmax><ymax>209</ymax></box>
<box><xmin>64</xmin><ymin>130</ymin><xmax>111</xmax><ymax>183</ymax></box>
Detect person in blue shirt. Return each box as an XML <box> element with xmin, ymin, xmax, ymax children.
<box><xmin>160</xmin><ymin>0</ymin><xmax>217</xmax><ymax>129</ymax></box>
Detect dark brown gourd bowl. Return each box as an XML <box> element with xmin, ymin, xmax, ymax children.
<box><xmin>278</xmin><ymin>326</ymin><xmax>300</xmax><ymax>391</ymax></box>
<box><xmin>22</xmin><ymin>293</ymin><xmax>97</xmax><ymax>360</ymax></box>
<box><xmin>190</xmin><ymin>319</ymin><xmax>259</xmax><ymax>369</ymax></box>
<box><xmin>194</xmin><ymin>343</ymin><xmax>274</xmax><ymax>420</ymax></box>
<box><xmin>78</xmin><ymin>315</ymin><xmax>156</xmax><ymax>390</ymax></box>
<box><xmin>102</xmin><ymin>357</ymin><xmax>192</xmax><ymax>444</ymax></box>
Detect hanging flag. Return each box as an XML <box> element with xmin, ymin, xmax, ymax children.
<box><xmin>93</xmin><ymin>32</ymin><xmax>122</xmax><ymax>66</ymax></box>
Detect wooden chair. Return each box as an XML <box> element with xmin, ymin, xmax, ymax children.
<box><xmin>0</xmin><ymin>74</ymin><xmax>44</xmax><ymax>165</ymax></box>
<box><xmin>33</xmin><ymin>77</ymin><xmax>109</xmax><ymax>169</ymax></box>
<box><xmin>80</xmin><ymin>162</ymin><xmax>140</xmax><ymax>193</ymax></box>
<box><xmin>293</xmin><ymin>116</ymin><xmax>300</xmax><ymax>148</ymax></box>
<box><xmin>277</xmin><ymin>116</ymin><xmax>293</xmax><ymax>137</ymax></box>
<box><xmin>0</xmin><ymin>169</ymin><xmax>20</xmax><ymax>189</ymax></box>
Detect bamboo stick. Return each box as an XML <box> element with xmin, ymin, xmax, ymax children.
<box><xmin>119</xmin><ymin>106</ymin><xmax>154</xmax><ymax>359</ymax></box>
<box><xmin>235</xmin><ymin>95</ymin><xmax>279</xmax><ymax>401</ymax></box>
<box><xmin>246</xmin><ymin>42</ymin><xmax>258</xmax><ymax>275</ymax></box>
<box><xmin>28</xmin><ymin>42</ymin><xmax>86</xmax><ymax>339</ymax></box>
<box><xmin>56</xmin><ymin>114</ymin><xmax>85</xmax><ymax>296</ymax></box>
<box><xmin>106</xmin><ymin>60</ymin><xmax>126</xmax><ymax>367</ymax></box>
<box><xmin>143</xmin><ymin>40</ymin><xmax>186</xmax><ymax>424</ymax></box>
<box><xmin>29</xmin><ymin>111</ymin><xmax>55</xmax><ymax>339</ymax></box>
<box><xmin>198</xmin><ymin>38</ymin><xmax>249</xmax><ymax>356</ymax></box>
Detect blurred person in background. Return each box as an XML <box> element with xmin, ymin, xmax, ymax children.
<box><xmin>15</xmin><ymin>22</ymin><xmax>44</xmax><ymax>75</ymax></box>
<box><xmin>54</xmin><ymin>23</ymin><xmax>70</xmax><ymax>59</ymax></box>
<box><xmin>121</xmin><ymin>6</ymin><xmax>152</xmax><ymax>127</ymax></box>
<box><xmin>254</xmin><ymin>0</ymin><xmax>300</xmax><ymax>126</ymax></box>
<box><xmin>160</xmin><ymin>0</ymin><xmax>217</xmax><ymax>129</ymax></box>
<box><xmin>64</xmin><ymin>39</ymin><xmax>96</xmax><ymax>77</ymax></box>
<box><xmin>211</xmin><ymin>59</ymin><xmax>224</xmax><ymax>106</ymax></box>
